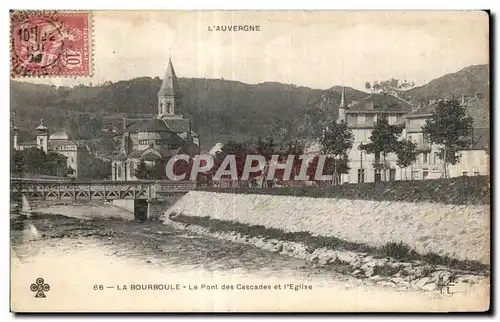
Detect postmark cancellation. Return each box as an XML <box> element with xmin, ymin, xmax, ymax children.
<box><xmin>10</xmin><ymin>10</ymin><xmax>93</xmax><ymax>77</ymax></box>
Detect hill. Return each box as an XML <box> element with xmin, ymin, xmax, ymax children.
<box><xmin>404</xmin><ymin>64</ymin><xmax>489</xmax><ymax>100</ymax></box>
<box><xmin>11</xmin><ymin>78</ymin><xmax>370</xmax><ymax>150</ymax></box>
<box><xmin>10</xmin><ymin>64</ymin><xmax>489</xmax><ymax>151</ymax></box>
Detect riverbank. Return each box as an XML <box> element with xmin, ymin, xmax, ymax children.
<box><xmin>165</xmin><ymin>191</ymin><xmax>489</xmax><ymax>264</ymax></box>
<box><xmin>10</xmin><ymin>208</ymin><xmax>489</xmax><ymax>312</ymax></box>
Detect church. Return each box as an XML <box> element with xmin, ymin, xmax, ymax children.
<box><xmin>111</xmin><ymin>58</ymin><xmax>200</xmax><ymax>181</ymax></box>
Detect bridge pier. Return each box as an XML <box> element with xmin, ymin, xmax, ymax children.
<box><xmin>111</xmin><ymin>199</ymin><xmax>151</xmax><ymax>222</ymax></box>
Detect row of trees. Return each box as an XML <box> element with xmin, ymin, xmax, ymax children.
<box><xmin>131</xmin><ymin>98</ymin><xmax>473</xmax><ymax>184</ymax></box>
<box><xmin>10</xmin><ymin>147</ymin><xmax>112</xmax><ymax>180</ymax></box>
<box><xmin>131</xmin><ymin>136</ymin><xmax>350</xmax><ymax>187</ymax></box>
<box><xmin>11</xmin><ymin>148</ymin><xmax>74</xmax><ymax>177</ymax></box>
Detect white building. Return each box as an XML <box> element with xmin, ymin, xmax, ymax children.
<box><xmin>403</xmin><ymin>95</ymin><xmax>489</xmax><ymax>180</ymax></box>
<box><xmin>335</xmin><ymin>89</ymin><xmax>489</xmax><ymax>183</ymax></box>
<box><xmin>12</xmin><ymin>120</ymin><xmax>93</xmax><ymax>178</ymax></box>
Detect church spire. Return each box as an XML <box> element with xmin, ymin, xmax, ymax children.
<box><xmin>336</xmin><ymin>86</ymin><xmax>348</xmax><ymax>124</ymax></box>
<box><xmin>339</xmin><ymin>86</ymin><xmax>346</xmax><ymax>108</ymax></box>
<box><xmin>157</xmin><ymin>57</ymin><xmax>179</xmax><ymax>118</ymax></box>
<box><xmin>158</xmin><ymin>57</ymin><xmax>178</xmax><ymax>97</ymax></box>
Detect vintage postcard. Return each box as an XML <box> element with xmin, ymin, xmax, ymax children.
<box><xmin>10</xmin><ymin>10</ymin><xmax>490</xmax><ymax>312</ymax></box>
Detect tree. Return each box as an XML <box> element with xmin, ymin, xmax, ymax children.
<box><xmin>23</xmin><ymin>147</ymin><xmax>49</xmax><ymax>174</ymax></box>
<box><xmin>365</xmin><ymin>78</ymin><xmax>415</xmax><ymax>95</ymax></box>
<box><xmin>319</xmin><ymin>120</ymin><xmax>354</xmax><ymax>185</ymax></box>
<box><xmin>254</xmin><ymin>137</ymin><xmax>278</xmax><ymax>187</ymax></box>
<box><xmin>11</xmin><ymin>149</ymin><xmax>25</xmax><ymax>175</ymax></box>
<box><xmin>88</xmin><ymin>158</ymin><xmax>111</xmax><ymax>179</ymax></box>
<box><xmin>396</xmin><ymin>139</ymin><xmax>418</xmax><ymax>180</ymax></box>
<box><xmin>134</xmin><ymin>160</ymin><xmax>154</xmax><ymax>179</ymax></box>
<box><xmin>422</xmin><ymin>99</ymin><xmax>473</xmax><ymax>178</ymax></box>
<box><xmin>365</xmin><ymin>82</ymin><xmax>372</xmax><ymax>94</ymax></box>
<box><xmin>359</xmin><ymin>115</ymin><xmax>403</xmax><ymax>181</ymax></box>
<box><xmin>65</xmin><ymin>166</ymin><xmax>75</xmax><ymax>177</ymax></box>
<box><xmin>214</xmin><ymin>140</ymin><xmax>255</xmax><ymax>187</ymax></box>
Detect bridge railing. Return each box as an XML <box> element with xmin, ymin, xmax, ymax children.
<box><xmin>155</xmin><ymin>180</ymin><xmax>197</xmax><ymax>193</ymax></box>
<box><xmin>10</xmin><ymin>180</ymin><xmax>157</xmax><ymax>200</ymax></box>
<box><xmin>10</xmin><ymin>179</ymin><xmax>197</xmax><ymax>200</ymax></box>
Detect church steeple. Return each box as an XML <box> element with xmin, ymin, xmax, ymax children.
<box><xmin>336</xmin><ymin>86</ymin><xmax>347</xmax><ymax>123</ymax></box>
<box><xmin>339</xmin><ymin>86</ymin><xmax>346</xmax><ymax>109</ymax></box>
<box><xmin>157</xmin><ymin>57</ymin><xmax>179</xmax><ymax>118</ymax></box>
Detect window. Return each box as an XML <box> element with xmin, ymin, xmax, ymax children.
<box><xmin>357</xmin><ymin>130</ymin><xmax>366</xmax><ymax>142</ymax></box>
<box><xmin>117</xmin><ymin>166</ymin><xmax>122</xmax><ymax>178</ymax></box>
<box><xmin>375</xmin><ymin>152</ymin><xmax>380</xmax><ymax>163</ymax></box>
<box><xmin>462</xmin><ymin>171</ymin><xmax>468</xmax><ymax>176</ymax></box>
<box><xmin>423</xmin><ymin>153</ymin><xmax>428</xmax><ymax>164</ymax></box>
<box><xmin>374</xmin><ymin>169</ymin><xmax>381</xmax><ymax>182</ymax></box>
<box><xmin>474</xmin><ymin>171</ymin><xmax>480</xmax><ymax>176</ymax></box>
<box><xmin>389</xmin><ymin>115</ymin><xmax>397</xmax><ymax>125</ymax></box>
<box><xmin>39</xmin><ymin>138</ymin><xmax>44</xmax><ymax>145</ymax></box>
<box><xmin>129</xmin><ymin>161</ymin><xmax>134</xmax><ymax>172</ymax></box>
<box><xmin>167</xmin><ymin>102</ymin><xmax>172</xmax><ymax>114</ymax></box>
<box><xmin>358</xmin><ymin>114</ymin><xmax>365</xmax><ymax>125</ymax></box>
<box><xmin>373</xmin><ymin>114</ymin><xmax>377</xmax><ymax>124</ymax></box>
<box><xmin>434</xmin><ymin>152</ymin><xmax>440</xmax><ymax>164</ymax></box>
<box><xmin>357</xmin><ymin>169</ymin><xmax>365</xmax><ymax>183</ymax></box>
<box><xmin>412</xmin><ymin>171</ymin><xmax>420</xmax><ymax>180</ymax></box>
<box><xmin>408</xmin><ymin>135</ymin><xmax>412</xmax><ymax>142</ymax></box>
<box><xmin>423</xmin><ymin>170</ymin><xmax>429</xmax><ymax>180</ymax></box>
<box><xmin>389</xmin><ymin>169</ymin><xmax>396</xmax><ymax>181</ymax></box>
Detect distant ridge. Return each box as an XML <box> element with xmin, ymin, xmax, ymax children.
<box><xmin>11</xmin><ymin>64</ymin><xmax>489</xmax><ymax>149</ymax></box>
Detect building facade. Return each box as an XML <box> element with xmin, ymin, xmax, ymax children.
<box><xmin>111</xmin><ymin>58</ymin><xmax>200</xmax><ymax>181</ymax></box>
<box><xmin>337</xmin><ymin>88</ymin><xmax>413</xmax><ymax>183</ymax></box>
<box><xmin>336</xmin><ymin>89</ymin><xmax>489</xmax><ymax>184</ymax></box>
<box><xmin>403</xmin><ymin>95</ymin><xmax>489</xmax><ymax>181</ymax></box>
<box><xmin>12</xmin><ymin>120</ymin><xmax>93</xmax><ymax>178</ymax></box>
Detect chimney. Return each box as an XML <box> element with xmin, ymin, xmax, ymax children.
<box><xmin>412</xmin><ymin>99</ymin><xmax>422</xmax><ymax>113</ymax></box>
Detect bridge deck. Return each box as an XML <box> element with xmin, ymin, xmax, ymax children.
<box><xmin>10</xmin><ymin>180</ymin><xmax>197</xmax><ymax>200</ymax></box>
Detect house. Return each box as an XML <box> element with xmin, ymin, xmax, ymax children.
<box><xmin>12</xmin><ymin>120</ymin><xmax>92</xmax><ymax>178</ymax></box>
<box><xmin>338</xmin><ymin>88</ymin><xmax>413</xmax><ymax>183</ymax></box>
<box><xmin>335</xmin><ymin>89</ymin><xmax>489</xmax><ymax>183</ymax></box>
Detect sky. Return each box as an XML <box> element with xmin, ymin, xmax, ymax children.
<box><xmin>17</xmin><ymin>10</ymin><xmax>489</xmax><ymax>90</ymax></box>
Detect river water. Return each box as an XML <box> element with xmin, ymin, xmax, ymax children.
<box><xmin>10</xmin><ymin>204</ymin><xmax>490</xmax><ymax>312</ymax></box>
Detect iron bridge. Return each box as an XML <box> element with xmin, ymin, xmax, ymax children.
<box><xmin>10</xmin><ymin>179</ymin><xmax>197</xmax><ymax>201</ymax></box>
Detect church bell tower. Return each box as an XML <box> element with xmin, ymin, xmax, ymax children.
<box><xmin>336</xmin><ymin>86</ymin><xmax>347</xmax><ymax>123</ymax></box>
<box><xmin>157</xmin><ymin>58</ymin><xmax>179</xmax><ymax>119</ymax></box>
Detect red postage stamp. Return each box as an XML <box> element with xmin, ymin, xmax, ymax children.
<box><xmin>10</xmin><ymin>10</ymin><xmax>92</xmax><ymax>77</ymax></box>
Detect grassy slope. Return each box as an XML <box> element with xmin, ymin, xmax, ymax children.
<box><xmin>199</xmin><ymin>176</ymin><xmax>490</xmax><ymax>205</ymax></box>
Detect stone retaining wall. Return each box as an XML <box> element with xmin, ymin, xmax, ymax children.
<box><xmin>164</xmin><ymin>191</ymin><xmax>489</xmax><ymax>264</ymax></box>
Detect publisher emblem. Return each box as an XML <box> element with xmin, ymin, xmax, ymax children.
<box><xmin>30</xmin><ymin>277</ymin><xmax>50</xmax><ymax>298</ymax></box>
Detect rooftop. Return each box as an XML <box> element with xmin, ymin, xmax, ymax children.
<box><xmin>347</xmin><ymin>93</ymin><xmax>413</xmax><ymax>114</ymax></box>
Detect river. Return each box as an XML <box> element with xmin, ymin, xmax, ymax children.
<box><xmin>10</xmin><ymin>204</ymin><xmax>489</xmax><ymax>312</ymax></box>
